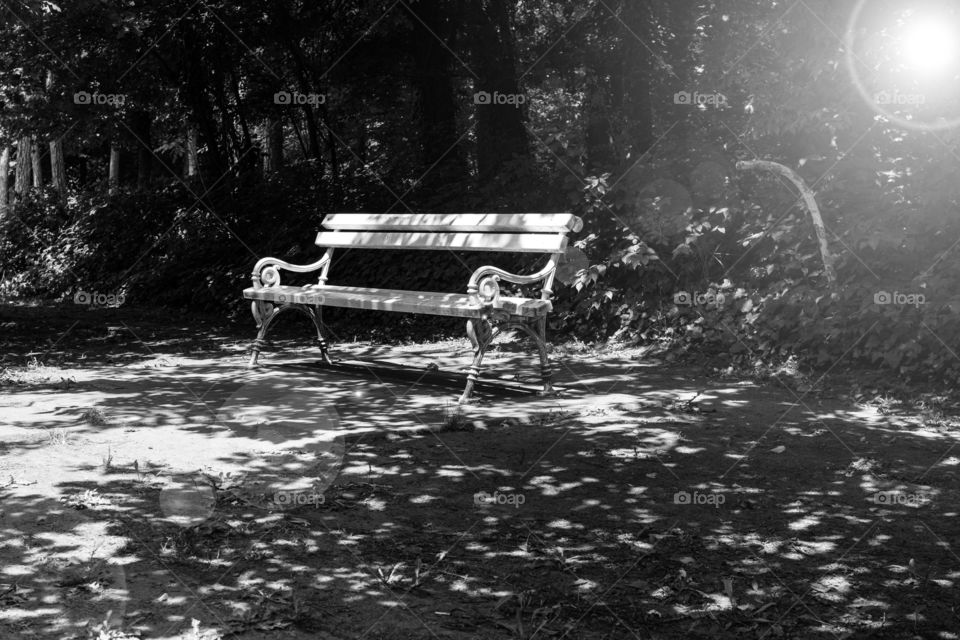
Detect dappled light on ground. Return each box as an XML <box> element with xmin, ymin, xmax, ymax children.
<box><xmin>2</xmin><ymin>310</ymin><xmax>960</xmax><ymax>638</ymax></box>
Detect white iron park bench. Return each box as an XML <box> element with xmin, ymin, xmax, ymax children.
<box><xmin>243</xmin><ymin>213</ymin><xmax>584</xmax><ymax>403</ymax></box>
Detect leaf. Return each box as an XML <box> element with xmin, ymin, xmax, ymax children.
<box><xmin>555</xmin><ymin>246</ymin><xmax>589</xmax><ymax>286</ymax></box>
<box><xmin>672</xmin><ymin>243</ymin><xmax>693</xmax><ymax>258</ymax></box>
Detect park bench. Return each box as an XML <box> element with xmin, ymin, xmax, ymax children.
<box><xmin>243</xmin><ymin>213</ymin><xmax>583</xmax><ymax>403</ymax></box>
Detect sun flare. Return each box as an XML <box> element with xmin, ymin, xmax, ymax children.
<box><xmin>901</xmin><ymin>18</ymin><xmax>959</xmax><ymax>73</ymax></box>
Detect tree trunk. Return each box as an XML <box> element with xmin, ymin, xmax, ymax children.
<box><xmin>467</xmin><ymin>0</ymin><xmax>530</xmax><ymax>184</ymax></box>
<box><xmin>585</xmin><ymin>76</ymin><xmax>614</xmax><ymax>170</ymax></box>
<box><xmin>184</xmin><ymin>127</ymin><xmax>198</xmax><ymax>178</ymax></box>
<box><xmin>282</xmin><ymin>40</ymin><xmax>324</xmax><ymax>163</ymax></box>
<box><xmin>179</xmin><ymin>19</ymin><xmax>226</xmax><ymax>176</ymax></box>
<box><xmin>213</xmin><ymin>74</ymin><xmax>241</xmax><ymax>168</ymax></box>
<box><xmin>584</xmin><ymin>5</ymin><xmax>619</xmax><ymax>170</ymax></box>
<box><xmin>299</xmin><ymin>107</ymin><xmax>323</xmax><ymax>162</ymax></box>
<box><xmin>406</xmin><ymin>0</ymin><xmax>467</xmax><ymax>187</ymax></box>
<box><xmin>0</xmin><ymin>146</ymin><xmax>9</xmax><ymax>217</ymax></box>
<box><xmin>49</xmin><ymin>138</ymin><xmax>66</xmax><ymax>202</ymax></box>
<box><xmin>31</xmin><ymin>135</ymin><xmax>43</xmax><ymax>187</ymax></box>
<box><xmin>663</xmin><ymin>0</ymin><xmax>699</xmax><ymax>84</ymax></box>
<box><xmin>129</xmin><ymin>110</ymin><xmax>152</xmax><ymax>189</ymax></box>
<box><xmin>262</xmin><ymin>118</ymin><xmax>283</xmax><ymax>173</ymax></box>
<box><xmin>620</xmin><ymin>1</ymin><xmax>654</xmax><ymax>157</ymax></box>
<box><xmin>14</xmin><ymin>136</ymin><xmax>32</xmax><ymax>201</ymax></box>
<box><xmin>109</xmin><ymin>145</ymin><xmax>120</xmax><ymax>195</ymax></box>
<box><xmin>318</xmin><ymin>103</ymin><xmax>339</xmax><ymax>183</ymax></box>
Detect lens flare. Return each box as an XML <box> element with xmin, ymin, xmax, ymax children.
<box><xmin>846</xmin><ymin>0</ymin><xmax>960</xmax><ymax>131</ymax></box>
<box><xmin>901</xmin><ymin>18</ymin><xmax>958</xmax><ymax>73</ymax></box>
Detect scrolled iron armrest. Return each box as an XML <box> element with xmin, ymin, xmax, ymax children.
<box><xmin>467</xmin><ymin>258</ymin><xmax>559</xmax><ymax>305</ymax></box>
<box><xmin>251</xmin><ymin>254</ymin><xmax>331</xmax><ymax>289</ymax></box>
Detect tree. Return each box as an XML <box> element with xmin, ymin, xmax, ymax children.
<box><xmin>0</xmin><ymin>145</ymin><xmax>9</xmax><ymax>216</ymax></box>
<box><xmin>405</xmin><ymin>0</ymin><xmax>468</xmax><ymax>188</ymax></box>
<box><xmin>13</xmin><ymin>137</ymin><xmax>31</xmax><ymax>202</ymax></box>
<box><xmin>467</xmin><ymin>0</ymin><xmax>530</xmax><ymax>183</ymax></box>
<box><xmin>49</xmin><ymin>138</ymin><xmax>66</xmax><ymax>203</ymax></box>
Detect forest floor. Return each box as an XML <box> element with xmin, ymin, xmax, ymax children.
<box><xmin>1</xmin><ymin>303</ymin><xmax>959</xmax><ymax>640</ymax></box>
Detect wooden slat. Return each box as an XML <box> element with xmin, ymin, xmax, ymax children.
<box><xmin>314</xmin><ymin>230</ymin><xmax>568</xmax><ymax>253</ymax></box>
<box><xmin>322</xmin><ymin>213</ymin><xmax>583</xmax><ymax>233</ymax></box>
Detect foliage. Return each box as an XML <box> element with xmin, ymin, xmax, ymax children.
<box><xmin>4</xmin><ymin>0</ymin><xmax>960</xmax><ymax>378</ymax></box>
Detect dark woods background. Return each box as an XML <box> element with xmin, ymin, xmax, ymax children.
<box><xmin>3</xmin><ymin>0</ymin><xmax>960</xmax><ymax>380</ymax></box>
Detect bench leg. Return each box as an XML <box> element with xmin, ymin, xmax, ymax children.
<box><xmin>512</xmin><ymin>317</ymin><xmax>555</xmax><ymax>396</ymax></box>
<box><xmin>304</xmin><ymin>306</ymin><xmax>333</xmax><ymax>365</ymax></box>
<box><xmin>460</xmin><ymin>317</ymin><xmax>492</xmax><ymax>403</ymax></box>
<box><xmin>248</xmin><ymin>300</ymin><xmax>278</xmax><ymax>367</ymax></box>
<box><xmin>535</xmin><ymin>317</ymin><xmax>555</xmax><ymax>395</ymax></box>
<box><xmin>249</xmin><ymin>301</ymin><xmax>333</xmax><ymax>367</ymax></box>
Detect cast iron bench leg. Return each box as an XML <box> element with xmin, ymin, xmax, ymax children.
<box><xmin>459</xmin><ymin>316</ymin><xmax>493</xmax><ymax>403</ymax></box>
<box><xmin>248</xmin><ymin>300</ymin><xmax>277</xmax><ymax>367</ymax></box>
<box><xmin>508</xmin><ymin>317</ymin><xmax>555</xmax><ymax>396</ymax></box>
<box><xmin>535</xmin><ymin>316</ymin><xmax>555</xmax><ymax>395</ymax></box>
<box><xmin>305</xmin><ymin>305</ymin><xmax>333</xmax><ymax>365</ymax></box>
<box><xmin>249</xmin><ymin>301</ymin><xmax>332</xmax><ymax>367</ymax></box>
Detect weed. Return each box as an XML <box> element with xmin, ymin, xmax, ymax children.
<box><xmin>46</xmin><ymin>428</ymin><xmax>70</xmax><ymax>446</ymax></box>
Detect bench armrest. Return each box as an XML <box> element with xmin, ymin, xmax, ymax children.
<box><xmin>251</xmin><ymin>249</ymin><xmax>333</xmax><ymax>289</ymax></box>
<box><xmin>467</xmin><ymin>255</ymin><xmax>561</xmax><ymax>306</ymax></box>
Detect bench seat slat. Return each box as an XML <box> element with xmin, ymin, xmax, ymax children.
<box><xmin>322</xmin><ymin>213</ymin><xmax>582</xmax><ymax>233</ymax></box>
<box><xmin>243</xmin><ymin>285</ymin><xmax>552</xmax><ymax>318</ymax></box>
<box><xmin>314</xmin><ymin>230</ymin><xmax>568</xmax><ymax>253</ymax></box>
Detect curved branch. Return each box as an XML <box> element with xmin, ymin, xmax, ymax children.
<box><xmin>737</xmin><ymin>159</ymin><xmax>837</xmax><ymax>285</ymax></box>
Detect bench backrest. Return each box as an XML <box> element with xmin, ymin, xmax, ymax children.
<box><xmin>316</xmin><ymin>213</ymin><xmax>582</xmax><ymax>254</ymax></box>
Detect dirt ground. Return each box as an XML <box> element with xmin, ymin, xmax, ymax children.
<box><xmin>1</xmin><ymin>304</ymin><xmax>959</xmax><ymax>639</ymax></box>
